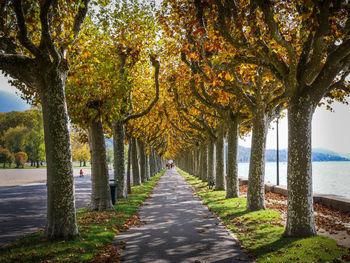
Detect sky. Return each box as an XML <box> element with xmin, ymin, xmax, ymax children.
<box><xmin>1</xmin><ymin>73</ymin><xmax>350</xmax><ymax>153</ymax></box>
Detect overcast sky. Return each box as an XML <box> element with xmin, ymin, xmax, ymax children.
<box><xmin>1</xmin><ymin>73</ymin><xmax>350</xmax><ymax>153</ymax></box>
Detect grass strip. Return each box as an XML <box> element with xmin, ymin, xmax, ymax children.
<box><xmin>0</xmin><ymin>169</ymin><xmax>165</xmax><ymax>263</ymax></box>
<box><xmin>178</xmin><ymin>168</ymin><xmax>350</xmax><ymax>263</ymax></box>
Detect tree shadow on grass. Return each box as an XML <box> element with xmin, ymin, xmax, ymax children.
<box><xmin>249</xmin><ymin>235</ymin><xmax>302</xmax><ymax>257</ymax></box>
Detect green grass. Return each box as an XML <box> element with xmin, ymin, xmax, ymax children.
<box><xmin>0</xmin><ymin>169</ymin><xmax>165</xmax><ymax>263</ymax></box>
<box><xmin>178</xmin><ymin>168</ymin><xmax>350</xmax><ymax>263</ymax></box>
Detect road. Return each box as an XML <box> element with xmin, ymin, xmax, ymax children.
<box><xmin>0</xmin><ymin>170</ymin><xmax>94</xmax><ymax>247</ymax></box>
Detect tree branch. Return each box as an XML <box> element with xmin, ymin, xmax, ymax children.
<box><xmin>72</xmin><ymin>0</ymin><xmax>90</xmax><ymax>41</ymax></box>
<box><xmin>40</xmin><ymin>0</ymin><xmax>61</xmax><ymax>66</ymax></box>
<box><xmin>13</xmin><ymin>0</ymin><xmax>41</xmax><ymax>57</ymax></box>
<box><xmin>123</xmin><ymin>55</ymin><xmax>160</xmax><ymax>123</ymax></box>
<box><xmin>0</xmin><ymin>53</ymin><xmax>38</xmax><ymax>89</ymax></box>
<box><xmin>0</xmin><ymin>36</ymin><xmax>19</xmax><ymax>54</ymax></box>
<box><xmin>300</xmin><ymin>0</ymin><xmax>331</xmax><ymax>86</ymax></box>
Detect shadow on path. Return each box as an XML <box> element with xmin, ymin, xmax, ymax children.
<box><xmin>114</xmin><ymin>169</ymin><xmax>252</xmax><ymax>263</ymax></box>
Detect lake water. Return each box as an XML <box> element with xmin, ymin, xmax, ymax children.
<box><xmin>238</xmin><ymin>161</ymin><xmax>350</xmax><ymax>199</ymax></box>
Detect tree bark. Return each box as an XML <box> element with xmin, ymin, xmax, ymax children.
<box><xmin>127</xmin><ymin>140</ymin><xmax>132</xmax><ymax>194</ymax></box>
<box><xmin>200</xmin><ymin>144</ymin><xmax>207</xmax><ymax>182</ymax></box>
<box><xmin>284</xmin><ymin>97</ymin><xmax>317</xmax><ymax>237</ymax></box>
<box><xmin>138</xmin><ymin>140</ymin><xmax>146</xmax><ymax>183</ymax></box>
<box><xmin>113</xmin><ymin>121</ymin><xmax>127</xmax><ymax>199</ymax></box>
<box><xmin>226</xmin><ymin>115</ymin><xmax>239</xmax><ymax>198</ymax></box>
<box><xmin>207</xmin><ymin>140</ymin><xmax>214</xmax><ymax>183</ymax></box>
<box><xmin>150</xmin><ymin>147</ymin><xmax>155</xmax><ymax>177</ymax></box>
<box><xmin>132</xmin><ymin>137</ymin><xmax>141</xmax><ymax>185</ymax></box>
<box><xmin>215</xmin><ymin>126</ymin><xmax>225</xmax><ymax>190</ymax></box>
<box><xmin>247</xmin><ymin>108</ymin><xmax>268</xmax><ymax>211</ymax></box>
<box><xmin>145</xmin><ymin>150</ymin><xmax>150</xmax><ymax>181</ymax></box>
<box><xmin>40</xmin><ymin>72</ymin><xmax>79</xmax><ymax>240</ymax></box>
<box><xmin>88</xmin><ymin>118</ymin><xmax>114</xmax><ymax>212</ymax></box>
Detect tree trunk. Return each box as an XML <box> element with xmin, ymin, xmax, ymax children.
<box><xmin>127</xmin><ymin>140</ymin><xmax>132</xmax><ymax>194</ymax></box>
<box><xmin>284</xmin><ymin>98</ymin><xmax>317</xmax><ymax>237</ymax></box>
<box><xmin>113</xmin><ymin>121</ymin><xmax>127</xmax><ymax>199</ymax></box>
<box><xmin>150</xmin><ymin>147</ymin><xmax>155</xmax><ymax>177</ymax></box>
<box><xmin>247</xmin><ymin>108</ymin><xmax>268</xmax><ymax>211</ymax></box>
<box><xmin>88</xmin><ymin>118</ymin><xmax>114</xmax><ymax>212</ymax></box>
<box><xmin>145</xmin><ymin>151</ymin><xmax>150</xmax><ymax>181</ymax></box>
<box><xmin>200</xmin><ymin>144</ymin><xmax>207</xmax><ymax>182</ymax></box>
<box><xmin>194</xmin><ymin>147</ymin><xmax>199</xmax><ymax>177</ymax></box>
<box><xmin>80</xmin><ymin>161</ymin><xmax>82</xmax><ymax>167</ymax></box>
<box><xmin>40</xmin><ymin>73</ymin><xmax>79</xmax><ymax>240</ymax></box>
<box><xmin>138</xmin><ymin>140</ymin><xmax>146</xmax><ymax>183</ymax></box>
<box><xmin>226</xmin><ymin>115</ymin><xmax>239</xmax><ymax>199</ymax></box>
<box><xmin>36</xmin><ymin>160</ymin><xmax>39</xmax><ymax>168</ymax></box>
<box><xmin>215</xmin><ymin>126</ymin><xmax>225</xmax><ymax>190</ymax></box>
<box><xmin>132</xmin><ymin>137</ymin><xmax>141</xmax><ymax>185</ymax></box>
<box><xmin>83</xmin><ymin>160</ymin><xmax>86</xmax><ymax>166</ymax></box>
<box><xmin>207</xmin><ymin>140</ymin><xmax>214</xmax><ymax>183</ymax></box>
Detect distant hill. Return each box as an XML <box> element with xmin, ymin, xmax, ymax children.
<box><xmin>0</xmin><ymin>90</ymin><xmax>29</xmax><ymax>112</ymax></box>
<box><xmin>226</xmin><ymin>145</ymin><xmax>350</xmax><ymax>162</ymax></box>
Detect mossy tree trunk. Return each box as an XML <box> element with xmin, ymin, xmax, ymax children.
<box><xmin>284</xmin><ymin>97</ymin><xmax>317</xmax><ymax>237</ymax></box>
<box><xmin>40</xmin><ymin>72</ymin><xmax>79</xmax><ymax>240</ymax></box>
<box><xmin>215</xmin><ymin>126</ymin><xmax>225</xmax><ymax>190</ymax></box>
<box><xmin>200</xmin><ymin>143</ymin><xmax>207</xmax><ymax>182</ymax></box>
<box><xmin>88</xmin><ymin>117</ymin><xmax>114</xmax><ymax>211</ymax></box>
<box><xmin>138</xmin><ymin>140</ymin><xmax>146</xmax><ymax>183</ymax></box>
<box><xmin>226</xmin><ymin>114</ymin><xmax>239</xmax><ymax>199</ymax></box>
<box><xmin>132</xmin><ymin>137</ymin><xmax>141</xmax><ymax>185</ymax></box>
<box><xmin>207</xmin><ymin>140</ymin><xmax>215</xmax><ymax>183</ymax></box>
<box><xmin>113</xmin><ymin>121</ymin><xmax>127</xmax><ymax>199</ymax></box>
<box><xmin>127</xmin><ymin>140</ymin><xmax>132</xmax><ymax>194</ymax></box>
<box><xmin>247</xmin><ymin>107</ymin><xmax>269</xmax><ymax>211</ymax></box>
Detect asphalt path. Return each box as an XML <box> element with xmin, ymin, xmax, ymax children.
<box><xmin>0</xmin><ymin>171</ymin><xmax>94</xmax><ymax>247</ymax></box>
<box><xmin>114</xmin><ymin>169</ymin><xmax>252</xmax><ymax>263</ymax></box>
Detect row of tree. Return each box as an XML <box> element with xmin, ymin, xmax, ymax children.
<box><xmin>0</xmin><ymin>108</ymin><xmax>92</xmax><ymax>168</ymax></box>
<box><xmin>0</xmin><ymin>108</ymin><xmax>45</xmax><ymax>167</ymax></box>
<box><xmin>0</xmin><ymin>0</ymin><xmax>168</xmax><ymax>240</ymax></box>
<box><xmin>160</xmin><ymin>0</ymin><xmax>350</xmax><ymax>239</ymax></box>
<box><xmin>0</xmin><ymin>149</ymin><xmax>27</xmax><ymax>168</ymax></box>
<box><xmin>1</xmin><ymin>0</ymin><xmax>349</xmax><ymax>241</ymax></box>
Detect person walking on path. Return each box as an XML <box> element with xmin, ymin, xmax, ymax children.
<box><xmin>113</xmin><ymin>169</ymin><xmax>251</xmax><ymax>263</ymax></box>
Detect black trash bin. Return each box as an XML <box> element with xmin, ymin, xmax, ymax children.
<box><xmin>109</xmin><ymin>179</ymin><xmax>117</xmax><ymax>205</ymax></box>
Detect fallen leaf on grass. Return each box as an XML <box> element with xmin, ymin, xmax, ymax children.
<box><xmin>91</xmin><ymin>244</ymin><xmax>121</xmax><ymax>263</ymax></box>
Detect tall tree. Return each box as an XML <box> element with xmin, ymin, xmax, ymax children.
<box><xmin>0</xmin><ymin>0</ymin><xmax>90</xmax><ymax>239</ymax></box>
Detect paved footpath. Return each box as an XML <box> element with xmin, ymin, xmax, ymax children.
<box><xmin>114</xmin><ymin>169</ymin><xmax>252</xmax><ymax>263</ymax></box>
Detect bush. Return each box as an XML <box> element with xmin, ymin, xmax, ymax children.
<box><xmin>7</xmin><ymin>153</ymin><xmax>15</xmax><ymax>168</ymax></box>
<box><xmin>15</xmin><ymin>152</ymin><xmax>28</xmax><ymax>168</ymax></box>
<box><xmin>0</xmin><ymin>148</ymin><xmax>11</xmax><ymax>168</ymax></box>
